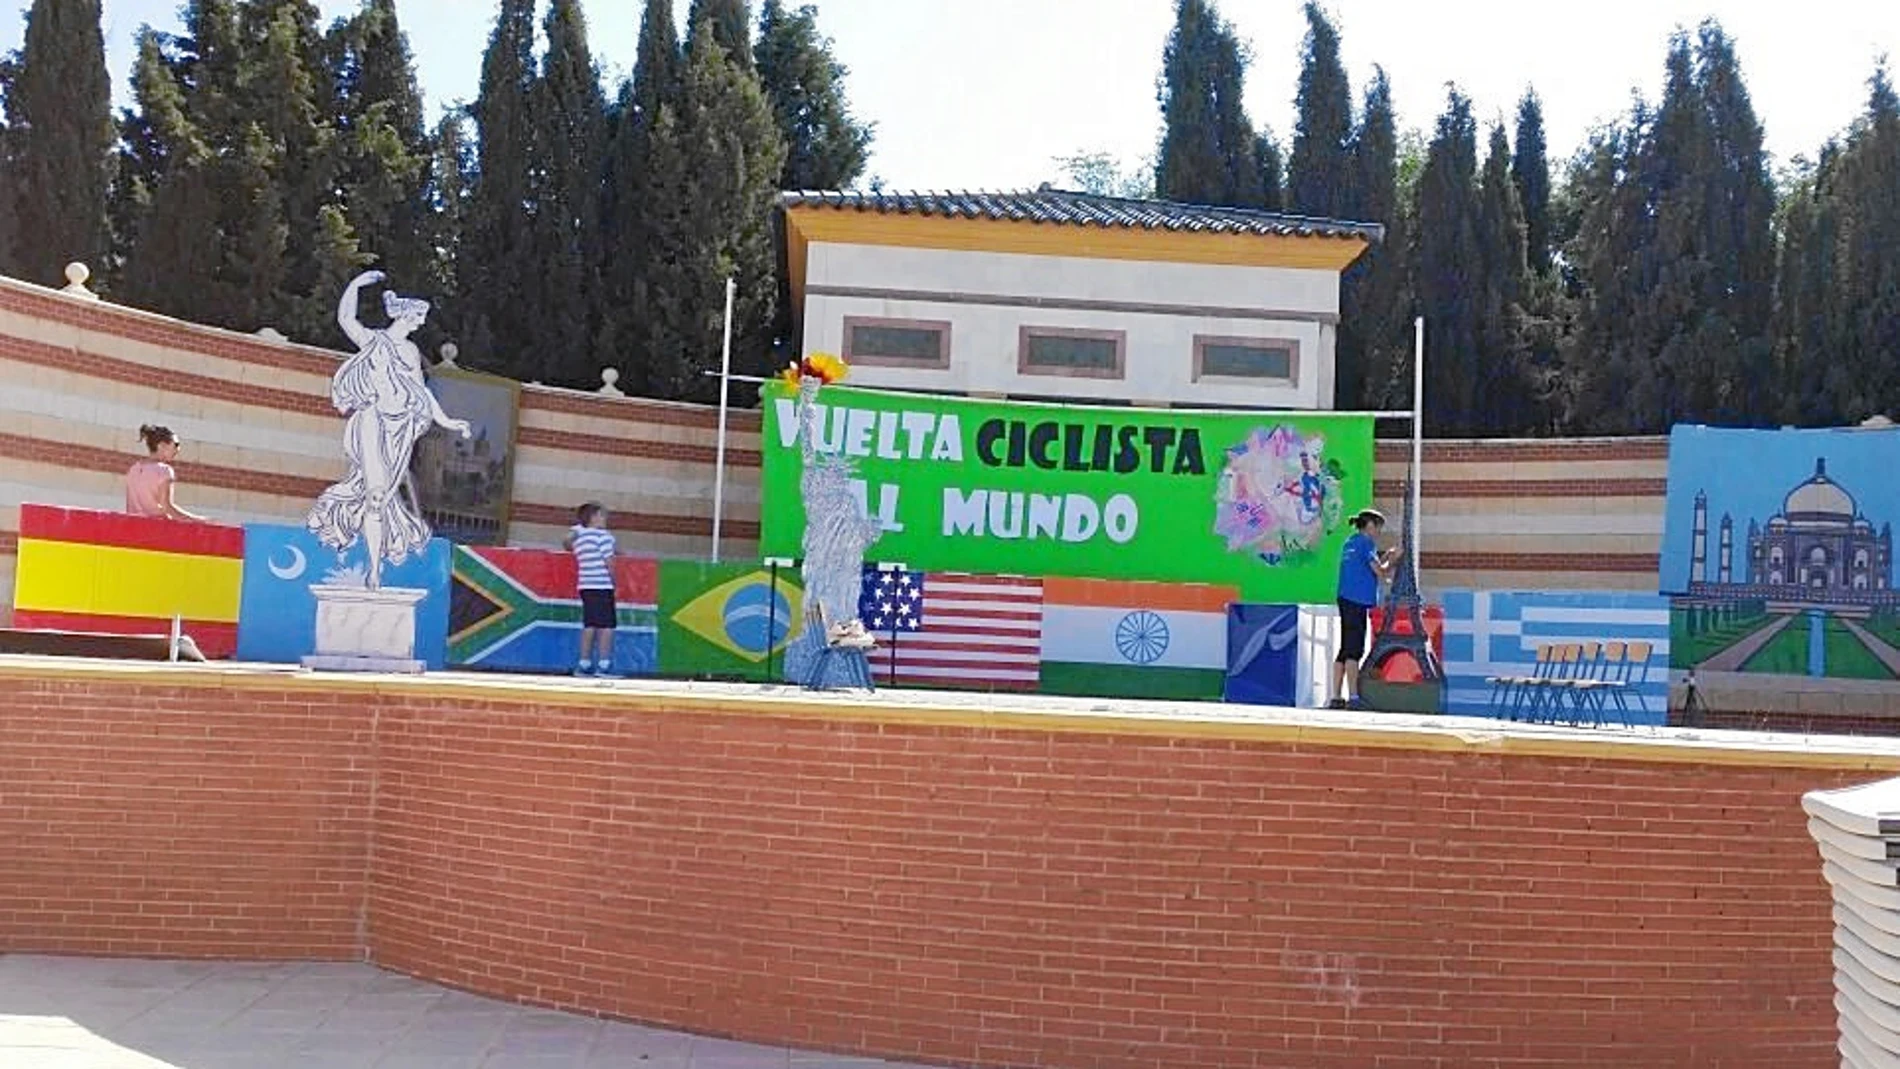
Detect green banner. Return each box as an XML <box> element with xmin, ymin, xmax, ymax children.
<box><xmin>760</xmin><ymin>383</ymin><xmax>1376</xmax><ymax>604</ymax></box>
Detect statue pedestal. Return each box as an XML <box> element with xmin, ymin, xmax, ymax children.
<box><xmin>302</xmin><ymin>584</ymin><xmax>427</xmax><ymax>674</ymax></box>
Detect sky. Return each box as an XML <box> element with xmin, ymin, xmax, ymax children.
<box><xmin>6</xmin><ymin>1</ymin><xmax>1899</xmax><ymax>190</ymax></box>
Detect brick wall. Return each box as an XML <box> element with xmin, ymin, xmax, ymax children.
<box><xmin>3</xmin><ymin>660</ymin><xmax>1893</xmax><ymax>1068</ymax></box>
<box><xmin>0</xmin><ymin>671</ymin><xmax>372</xmax><ymax>958</ymax></box>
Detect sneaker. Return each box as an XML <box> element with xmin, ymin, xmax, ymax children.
<box><xmin>1347</xmin><ymin>697</ymin><xmax>1368</xmax><ymax>711</ymax></box>
<box><xmin>573</xmin><ymin>662</ymin><xmax>593</xmax><ymax>677</ymax></box>
<box><xmin>1326</xmin><ymin>698</ymin><xmax>1348</xmax><ymax>710</ymax></box>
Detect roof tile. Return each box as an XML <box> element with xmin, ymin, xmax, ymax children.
<box><xmin>782</xmin><ymin>187</ymin><xmax>1383</xmax><ymax>243</ymax></box>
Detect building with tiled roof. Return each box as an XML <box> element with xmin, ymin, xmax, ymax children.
<box><xmin>779</xmin><ymin>187</ymin><xmax>1380</xmax><ymax>410</ymax></box>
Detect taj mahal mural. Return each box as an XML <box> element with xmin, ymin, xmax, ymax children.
<box><xmin>1662</xmin><ymin>426</ymin><xmax>1900</xmax><ymax>682</ymax></box>
<box><xmin>1686</xmin><ymin>458</ymin><xmax>1895</xmax><ymax>598</ymax></box>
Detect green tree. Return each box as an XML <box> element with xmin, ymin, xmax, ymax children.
<box><xmin>1156</xmin><ymin>0</ymin><xmax>1266</xmax><ymax>207</ymax></box>
<box><xmin>1339</xmin><ymin>67</ymin><xmax>1408</xmax><ymax>410</ymax></box>
<box><xmin>237</xmin><ymin>0</ymin><xmax>355</xmax><ymax>340</ymax></box>
<box><xmin>1053</xmin><ymin>150</ymin><xmax>1154</xmax><ymax>198</ymax></box>
<box><xmin>754</xmin><ymin>0</ymin><xmax>871</xmax><ymax>190</ymax></box>
<box><xmin>534</xmin><ymin>0</ymin><xmax>608</xmax><ymax>387</ymax></box>
<box><xmin>1778</xmin><ymin>65</ymin><xmax>1900</xmax><ymax>424</ymax></box>
<box><xmin>1511</xmin><ymin>89</ymin><xmax>1551</xmax><ymax>274</ymax></box>
<box><xmin>687</xmin><ymin>0</ymin><xmax>751</xmax><ymax>67</ymax></box>
<box><xmin>602</xmin><ymin>0</ymin><xmax>682</xmax><ymax>396</ymax></box>
<box><xmin>1254</xmin><ymin>133</ymin><xmax>1284</xmax><ymax>211</ymax></box>
<box><xmin>1566</xmin><ymin>24</ymin><xmax>1777</xmax><ymax>431</ymax></box>
<box><xmin>1412</xmin><ymin>87</ymin><xmax>1484</xmax><ymax>435</ymax></box>
<box><xmin>3</xmin><ymin>0</ymin><xmax>113</xmax><ymax>286</ymax></box>
<box><xmin>327</xmin><ymin>0</ymin><xmax>434</xmax><ymax>295</ymax></box>
<box><xmin>114</xmin><ymin>5</ymin><xmax>297</xmax><ymax>331</ymax></box>
<box><xmin>1477</xmin><ymin>121</ymin><xmax>1534</xmax><ymax>432</ymax></box>
<box><xmin>464</xmin><ymin>0</ymin><xmax>541</xmax><ymax>377</ymax></box>
<box><xmin>1286</xmin><ymin>0</ymin><xmax>1351</xmax><ymax>218</ymax></box>
<box><xmin>640</xmin><ymin>20</ymin><xmax>786</xmax><ymax>400</ymax></box>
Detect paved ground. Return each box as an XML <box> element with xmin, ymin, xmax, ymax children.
<box><xmin>0</xmin><ymin>956</ymin><xmax>934</xmax><ymax>1069</ymax></box>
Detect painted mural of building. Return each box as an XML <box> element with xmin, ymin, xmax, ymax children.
<box><xmin>778</xmin><ymin>189</ymin><xmax>1380</xmax><ymax>410</ymax></box>
<box><xmin>1686</xmin><ymin>456</ymin><xmax>1898</xmax><ymax>611</ymax></box>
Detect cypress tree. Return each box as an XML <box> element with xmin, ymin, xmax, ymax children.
<box><xmin>1412</xmin><ymin>88</ymin><xmax>1484</xmax><ymax>435</ymax></box>
<box><xmin>1156</xmin><ymin>0</ymin><xmax>1265</xmax><ymax>207</ymax></box>
<box><xmin>1339</xmin><ymin>67</ymin><xmax>1406</xmax><ymax>410</ymax></box>
<box><xmin>1253</xmin><ymin>133</ymin><xmax>1283</xmax><ymax>211</ymax></box>
<box><xmin>4</xmin><ymin>0</ymin><xmax>113</xmax><ymax>287</ymax></box>
<box><xmin>1511</xmin><ymin>90</ymin><xmax>1552</xmax><ymax>274</ymax></box>
<box><xmin>534</xmin><ymin>0</ymin><xmax>608</xmax><ymax>387</ymax></box>
<box><xmin>1562</xmin><ymin>110</ymin><xmax>1652</xmax><ymax>433</ymax></box>
<box><xmin>602</xmin><ymin>0</ymin><xmax>682</xmax><ymax>396</ymax></box>
<box><xmin>687</xmin><ymin>0</ymin><xmax>751</xmax><ymax>67</ymax></box>
<box><xmin>1797</xmin><ymin>65</ymin><xmax>1900</xmax><ymax>422</ymax></box>
<box><xmin>1477</xmin><ymin>122</ymin><xmax>1532</xmax><ymax>433</ymax></box>
<box><xmin>1286</xmin><ymin>0</ymin><xmax>1352</xmax><ymax>218</ymax></box>
<box><xmin>328</xmin><ymin>0</ymin><xmax>434</xmax><ymax>296</ymax></box>
<box><xmin>754</xmin><ymin>0</ymin><xmax>872</xmax><ymax>190</ymax></box>
<box><xmin>423</xmin><ymin>111</ymin><xmax>478</xmax><ymax>356</ymax></box>
<box><xmin>116</xmin><ymin>4</ymin><xmax>294</xmax><ymax>331</ymax></box>
<box><xmin>465</xmin><ymin>0</ymin><xmax>540</xmax><ymax>377</ymax></box>
<box><xmin>234</xmin><ymin>0</ymin><xmax>357</xmax><ymax>341</ymax></box>
<box><xmin>641</xmin><ymin>20</ymin><xmax>785</xmax><ymax>401</ymax></box>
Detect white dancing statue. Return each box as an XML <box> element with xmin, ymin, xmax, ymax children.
<box><xmin>307</xmin><ymin>270</ymin><xmax>469</xmax><ymax>589</ymax></box>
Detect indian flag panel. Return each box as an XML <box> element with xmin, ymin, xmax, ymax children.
<box><xmin>1038</xmin><ymin>577</ymin><xmax>1238</xmax><ymax>701</ymax></box>
<box><xmin>11</xmin><ymin>504</ymin><xmax>245</xmax><ymax>657</ymax></box>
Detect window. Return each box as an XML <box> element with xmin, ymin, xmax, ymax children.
<box><xmin>1194</xmin><ymin>336</ymin><xmax>1300</xmax><ymax>385</ymax></box>
<box><xmin>843</xmin><ymin>317</ymin><xmax>951</xmax><ymax>369</ymax></box>
<box><xmin>1018</xmin><ymin>327</ymin><xmax>1125</xmax><ymax>379</ymax></box>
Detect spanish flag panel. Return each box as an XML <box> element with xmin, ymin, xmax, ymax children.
<box><xmin>11</xmin><ymin>504</ymin><xmax>245</xmax><ymax>657</ymax></box>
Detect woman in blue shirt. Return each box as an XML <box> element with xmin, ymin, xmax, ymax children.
<box><xmin>1329</xmin><ymin>509</ymin><xmax>1399</xmax><ymax>709</ymax></box>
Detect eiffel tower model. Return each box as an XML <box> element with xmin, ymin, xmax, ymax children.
<box><xmin>1359</xmin><ymin>482</ymin><xmax>1446</xmax><ymax>713</ymax></box>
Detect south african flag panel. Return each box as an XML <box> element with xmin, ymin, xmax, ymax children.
<box><xmin>449</xmin><ymin>545</ymin><xmax>657</xmax><ymax>674</ymax></box>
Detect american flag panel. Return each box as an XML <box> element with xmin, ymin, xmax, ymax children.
<box><xmin>871</xmin><ymin>572</ymin><xmax>1044</xmax><ymax>691</ymax></box>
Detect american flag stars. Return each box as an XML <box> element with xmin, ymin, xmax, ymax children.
<box><xmin>859</xmin><ymin>566</ymin><xmax>925</xmax><ymax>632</ymax></box>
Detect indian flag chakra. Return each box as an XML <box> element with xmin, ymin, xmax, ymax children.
<box><xmin>1037</xmin><ymin>578</ymin><xmax>1237</xmax><ymax>701</ymax></box>
<box><xmin>11</xmin><ymin>504</ymin><xmax>244</xmax><ymax>656</ymax></box>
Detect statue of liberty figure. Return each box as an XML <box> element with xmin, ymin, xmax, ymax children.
<box><xmin>307</xmin><ymin>270</ymin><xmax>469</xmax><ymax>590</ymax></box>
<box><xmin>783</xmin><ymin>362</ymin><xmax>883</xmax><ymax>685</ymax></box>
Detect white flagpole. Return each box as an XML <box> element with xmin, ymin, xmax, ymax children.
<box><xmin>1411</xmin><ymin>316</ymin><xmax>1425</xmax><ymax>572</ymax></box>
<box><xmin>711</xmin><ymin>276</ymin><xmax>736</xmax><ymax>563</ymax></box>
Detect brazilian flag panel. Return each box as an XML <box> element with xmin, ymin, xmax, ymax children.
<box><xmin>658</xmin><ymin>561</ymin><xmax>806</xmax><ymax>681</ymax></box>
<box><xmin>450</xmin><ymin>546</ymin><xmax>658</xmax><ymax>674</ymax></box>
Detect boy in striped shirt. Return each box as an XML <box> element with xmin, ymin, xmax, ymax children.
<box><xmin>564</xmin><ymin>502</ymin><xmax>618</xmax><ymax>676</ymax></box>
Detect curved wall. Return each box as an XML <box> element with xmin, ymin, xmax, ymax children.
<box><xmin>2</xmin><ymin>657</ymin><xmax>1892</xmax><ymax>1068</ymax></box>
<box><xmin>0</xmin><ymin>277</ymin><xmax>762</xmax><ymax>625</ymax></box>
<box><xmin>0</xmin><ymin>274</ymin><xmax>1667</xmax><ymax>626</ymax></box>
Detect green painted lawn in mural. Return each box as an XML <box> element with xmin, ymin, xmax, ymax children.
<box><xmin>759</xmin><ymin>383</ymin><xmax>1376</xmax><ymax>604</ymax></box>
<box><xmin>1823</xmin><ymin>618</ymin><xmax>1895</xmax><ymax>680</ymax></box>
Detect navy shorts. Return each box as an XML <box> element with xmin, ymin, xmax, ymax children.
<box><xmin>1336</xmin><ymin>598</ymin><xmax>1370</xmax><ymax>662</ymax></box>
<box><xmin>580</xmin><ymin>589</ymin><xmax>618</xmax><ymax>630</ymax></box>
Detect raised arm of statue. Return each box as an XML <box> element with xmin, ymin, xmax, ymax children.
<box><xmin>796</xmin><ymin>377</ymin><xmax>821</xmax><ymax>465</ymax></box>
<box><xmin>337</xmin><ymin>270</ymin><xmax>384</xmax><ymax>350</ymax></box>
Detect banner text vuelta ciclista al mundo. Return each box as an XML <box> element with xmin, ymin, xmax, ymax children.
<box><xmin>760</xmin><ymin>384</ymin><xmax>1376</xmax><ymax>605</ymax></box>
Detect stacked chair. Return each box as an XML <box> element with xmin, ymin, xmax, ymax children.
<box><xmin>1485</xmin><ymin>640</ymin><xmax>1653</xmax><ymax>726</ymax></box>
<box><xmin>1805</xmin><ymin>777</ymin><xmax>1900</xmax><ymax>1068</ymax></box>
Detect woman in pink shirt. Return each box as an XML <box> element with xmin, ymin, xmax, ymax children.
<box><xmin>126</xmin><ymin>424</ymin><xmax>207</xmax><ymax>522</ymax></box>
